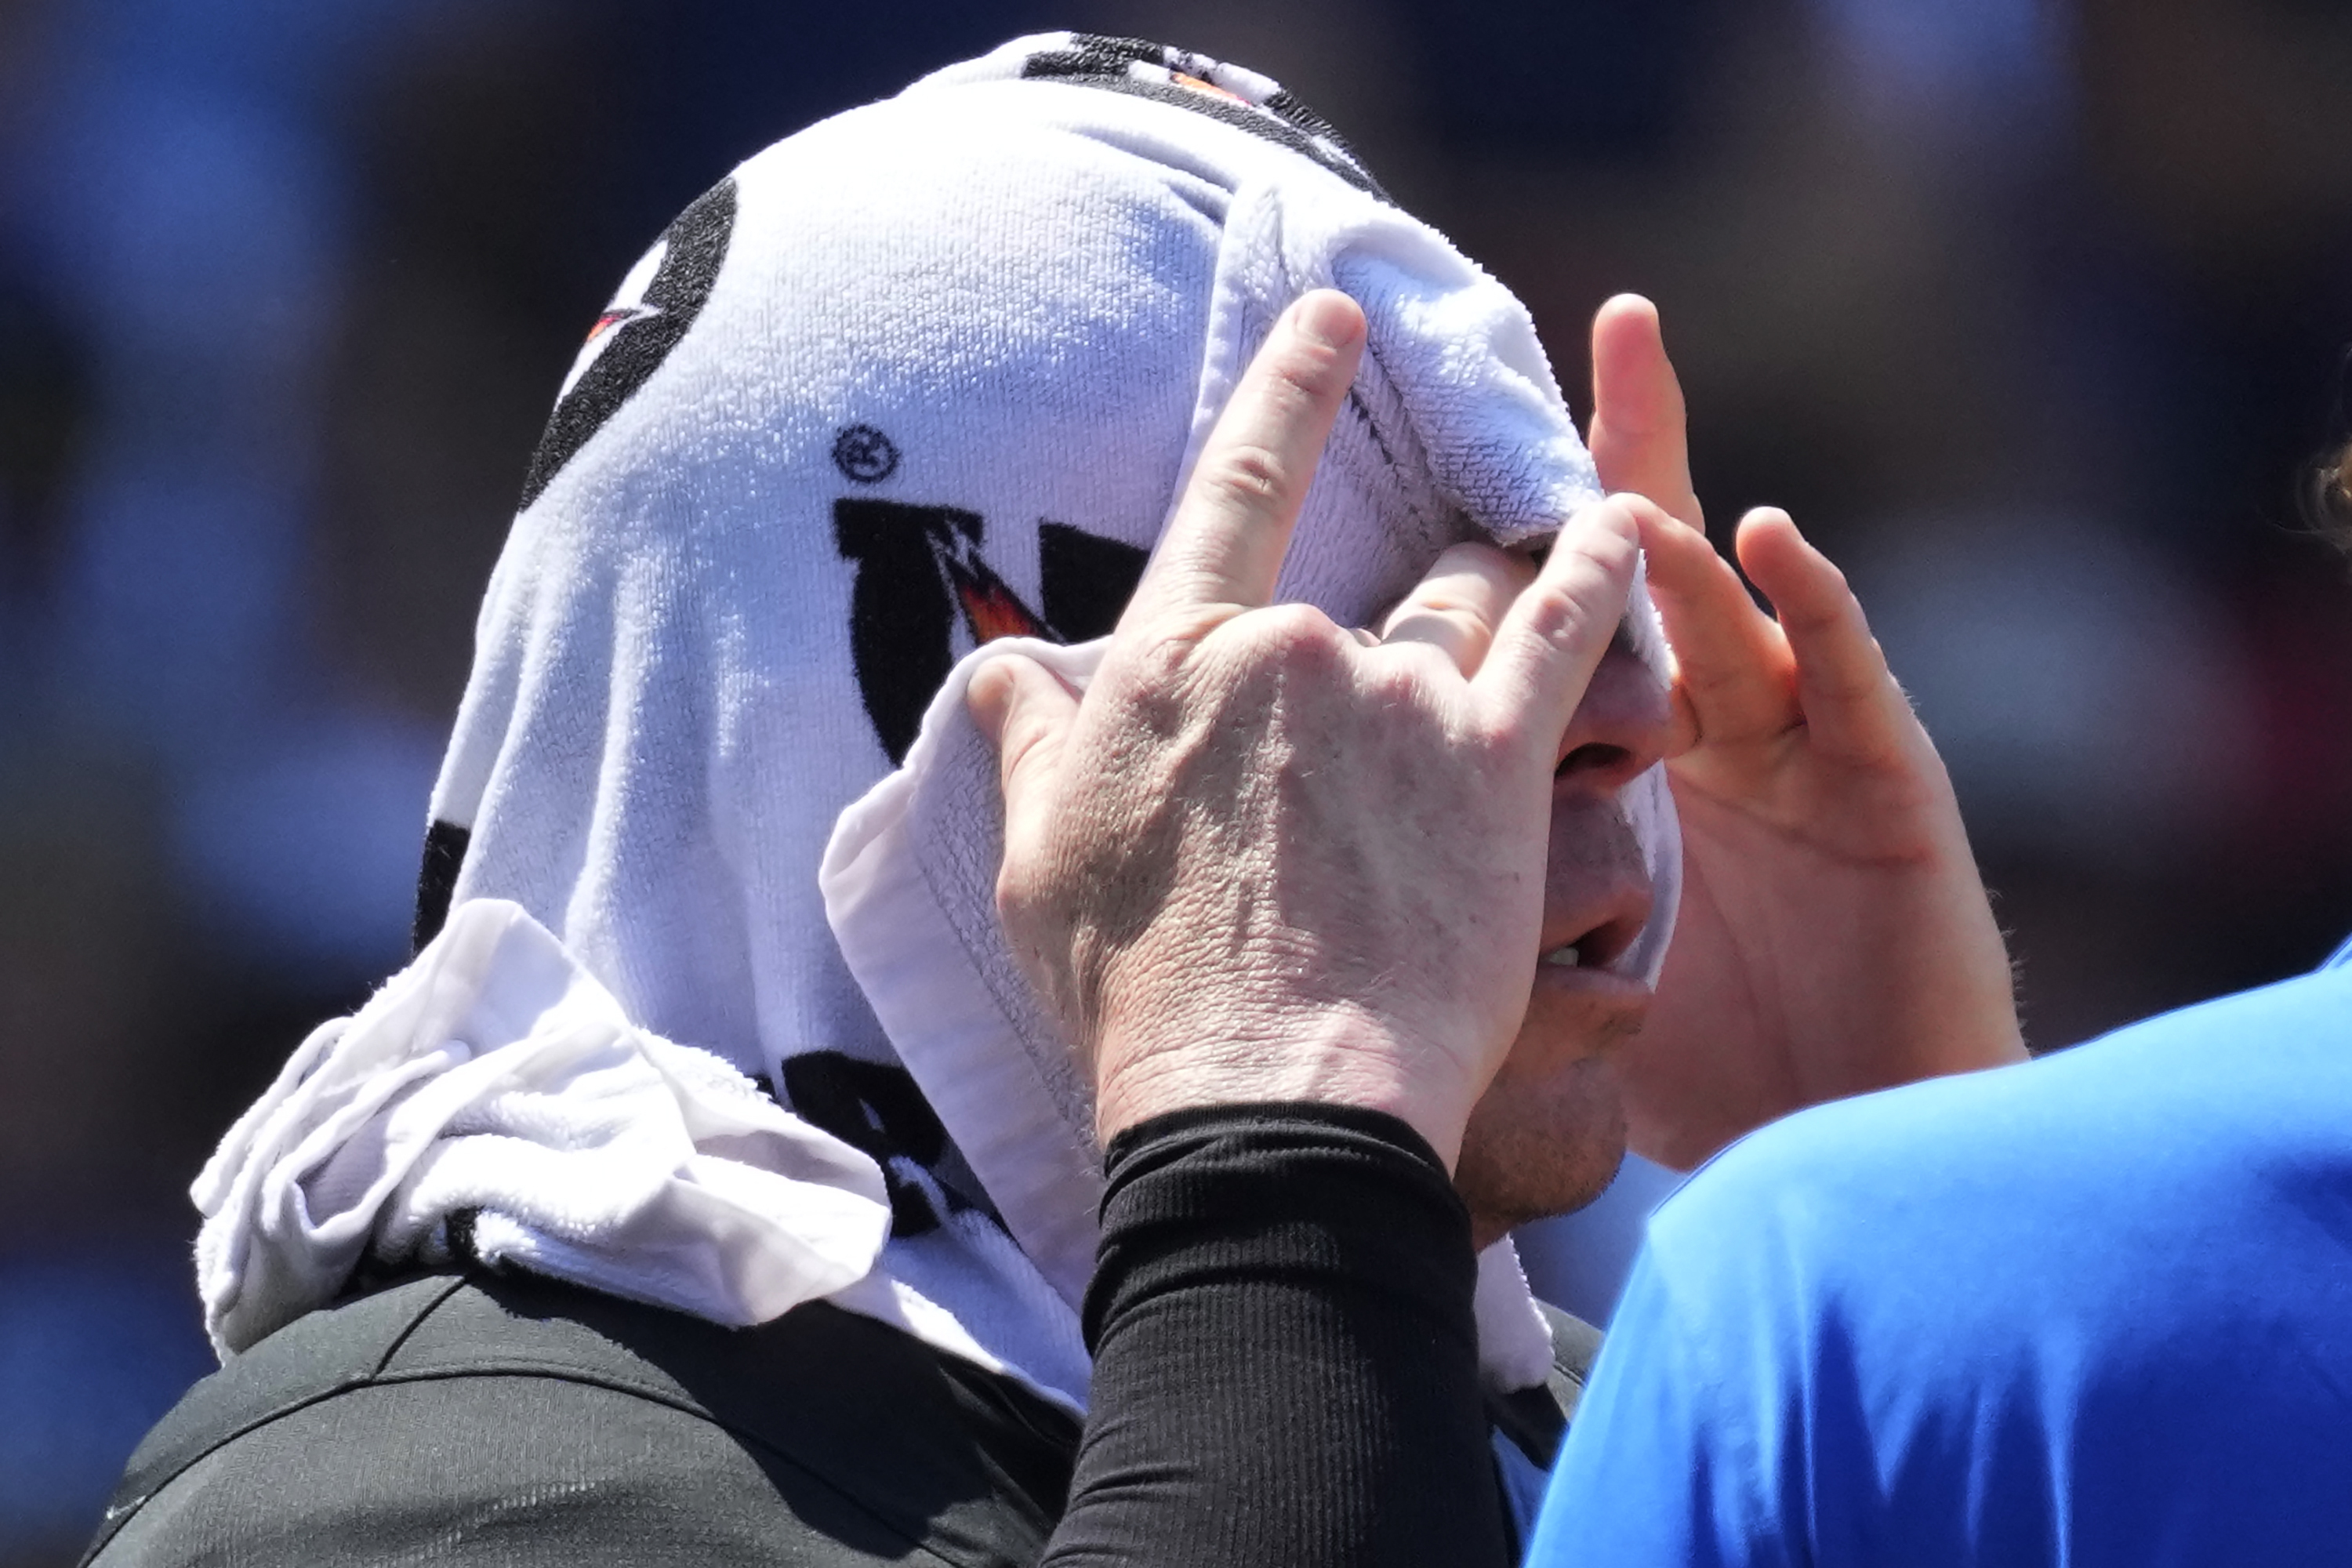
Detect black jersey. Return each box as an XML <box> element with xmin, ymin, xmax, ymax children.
<box><xmin>85</xmin><ymin>1108</ymin><xmax>1598</xmax><ymax>1568</ymax></box>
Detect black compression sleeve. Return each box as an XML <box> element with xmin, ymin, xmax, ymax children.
<box><xmin>1041</xmin><ymin>1102</ymin><xmax>1508</xmax><ymax>1568</ymax></box>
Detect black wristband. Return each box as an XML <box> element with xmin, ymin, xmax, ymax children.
<box><xmin>1046</xmin><ymin>1101</ymin><xmax>1507</xmax><ymax>1568</ymax></box>
<box><xmin>1086</xmin><ymin>1100</ymin><xmax>1469</xmax><ymax>1351</ymax></box>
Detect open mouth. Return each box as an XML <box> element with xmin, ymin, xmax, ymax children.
<box><xmin>1537</xmin><ymin>905</ymin><xmax>1648</xmax><ymax>978</ymax></box>
<box><xmin>1531</xmin><ymin>799</ymin><xmax>1656</xmax><ymax>985</ymax></box>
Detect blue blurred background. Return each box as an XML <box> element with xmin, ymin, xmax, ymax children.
<box><xmin>5</xmin><ymin>0</ymin><xmax>2352</xmax><ymax>1559</ymax></box>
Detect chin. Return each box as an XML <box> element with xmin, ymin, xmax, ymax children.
<box><xmin>1454</xmin><ymin>1052</ymin><xmax>1632</xmax><ymax>1250</ymax></box>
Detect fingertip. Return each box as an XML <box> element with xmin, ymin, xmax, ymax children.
<box><xmin>1595</xmin><ymin>292</ymin><xmax>1661</xmax><ymax>333</ymax></box>
<box><xmin>1479</xmin><ymin>499</ymin><xmax>1644</xmax><ymax>742</ymax></box>
<box><xmin>1606</xmin><ymin>489</ymin><xmax>1677</xmax><ymax>528</ymax></box>
<box><xmin>1580</xmin><ymin>492</ymin><xmax>1650</xmax><ymax>554</ymax></box>
<box><xmin>1592</xmin><ymin>295</ymin><xmax>1672</xmax><ymax>383</ymax></box>
<box><xmin>970</xmin><ymin>654</ymin><xmax>1065</xmax><ymax>749</ymax></box>
<box><xmin>1130</xmin><ymin>290</ymin><xmax>1360</xmax><ymax>620</ymax></box>
<box><xmin>1732</xmin><ymin>505</ymin><xmax>1800</xmax><ymax>569</ymax></box>
<box><xmin>1290</xmin><ymin>288</ymin><xmax>1367</xmax><ymax>353</ymax></box>
<box><xmin>1738</xmin><ymin>506</ymin><xmax>1850</xmax><ymax>590</ymax></box>
<box><xmin>966</xmin><ymin>659</ymin><xmax>1018</xmax><ymax>746</ymax></box>
<box><xmin>1621</xmin><ymin>496</ymin><xmax>1722</xmax><ymax>592</ymax></box>
<box><xmin>1527</xmin><ymin>497</ymin><xmax>1643</xmax><ymax>610</ymax></box>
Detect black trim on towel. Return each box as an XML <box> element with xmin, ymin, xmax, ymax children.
<box><xmin>515</xmin><ymin>176</ymin><xmax>739</xmax><ymax>510</ymax></box>
<box><xmin>412</xmin><ymin>819</ymin><xmax>470</xmax><ymax>953</ymax></box>
<box><xmin>1021</xmin><ymin>36</ymin><xmax>1391</xmax><ymax>202</ymax></box>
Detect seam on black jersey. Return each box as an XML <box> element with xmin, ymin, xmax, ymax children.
<box><xmin>343</xmin><ymin>1365</ymin><xmax>967</xmax><ymax>1566</ymax></box>
<box><xmin>85</xmin><ymin>1363</ymin><xmax>971</xmax><ymax>1568</ymax></box>
<box><xmin>370</xmin><ymin>1273</ymin><xmax>473</xmax><ymax>1377</ymax></box>
<box><xmin>78</xmin><ymin>1276</ymin><xmax>474</xmax><ymax>1563</ymax></box>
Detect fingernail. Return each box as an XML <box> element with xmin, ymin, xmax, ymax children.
<box><xmin>1567</xmin><ymin>495</ymin><xmax>1642</xmax><ymax>549</ymax></box>
<box><xmin>1290</xmin><ymin>289</ymin><xmax>1363</xmax><ymax>350</ymax></box>
<box><xmin>967</xmin><ymin>661</ymin><xmax>1013</xmax><ymax>744</ymax></box>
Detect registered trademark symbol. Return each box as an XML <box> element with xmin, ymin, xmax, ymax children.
<box><xmin>832</xmin><ymin>424</ymin><xmax>900</xmax><ymax>484</ymax></box>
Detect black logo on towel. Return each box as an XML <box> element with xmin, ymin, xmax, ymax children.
<box><xmin>779</xmin><ymin>1053</ymin><xmax>989</xmax><ymax>1239</ymax></box>
<box><xmin>516</xmin><ymin>177</ymin><xmax>740</xmax><ymax>510</ymax></box>
<box><xmin>411</xmin><ymin>818</ymin><xmax>473</xmax><ymax>953</ymax></box>
<box><xmin>834</xmin><ymin>499</ymin><xmax>1149</xmax><ymax>764</ymax></box>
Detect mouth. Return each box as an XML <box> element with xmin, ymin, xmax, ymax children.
<box><xmin>1534</xmin><ymin>887</ymin><xmax>1653</xmax><ymax>989</ymax></box>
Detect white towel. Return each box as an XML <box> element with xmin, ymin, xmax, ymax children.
<box><xmin>194</xmin><ymin>33</ymin><xmax>1680</xmax><ymax>1409</ymax></box>
<box><xmin>193</xmin><ymin>898</ymin><xmax>893</xmax><ymax>1358</ymax></box>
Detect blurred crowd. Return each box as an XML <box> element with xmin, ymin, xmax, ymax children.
<box><xmin>4</xmin><ymin>0</ymin><xmax>2350</xmax><ymax>1560</ymax></box>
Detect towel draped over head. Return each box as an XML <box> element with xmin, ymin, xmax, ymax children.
<box><xmin>193</xmin><ymin>32</ymin><xmax>1682</xmax><ymax>1407</ymax></box>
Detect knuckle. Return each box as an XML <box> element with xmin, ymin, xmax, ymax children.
<box><xmin>1199</xmin><ymin>441</ymin><xmax>1290</xmax><ymax>514</ymax></box>
<box><xmin>1120</xmin><ymin>627</ymin><xmax>1196</xmax><ymax>685</ymax></box>
<box><xmin>1790</xmin><ymin>600</ymin><xmax>1848</xmax><ymax>638</ymax></box>
<box><xmin>1269</xmin><ymin>336</ymin><xmax>1350</xmax><ymax>403</ymax></box>
<box><xmin>1381</xmin><ymin>607</ymin><xmax>1488</xmax><ymax>663</ymax></box>
<box><xmin>1515</xmin><ymin>582</ymin><xmax>1592</xmax><ymax>647</ymax></box>
<box><xmin>1257</xmin><ymin>602</ymin><xmax>1346</xmax><ymax>657</ymax></box>
<box><xmin>1252</xmin><ymin>601</ymin><xmax>1331</xmax><ymax>639</ymax></box>
<box><xmin>1401</xmin><ymin>541</ymin><xmax>1529</xmax><ymax>609</ymax></box>
<box><xmin>1456</xmin><ymin>713</ymin><xmax>1520</xmax><ymax>767</ymax></box>
<box><xmin>1368</xmin><ymin>640</ymin><xmax>1454</xmax><ymax>695</ymax></box>
<box><xmin>1216</xmin><ymin>604</ymin><xmax>1349</xmax><ymax>681</ymax></box>
<box><xmin>1007</xmin><ymin>715</ymin><xmax>1062</xmax><ymax>775</ymax></box>
<box><xmin>1421</xmin><ymin>605</ymin><xmax>1489</xmax><ymax>643</ymax></box>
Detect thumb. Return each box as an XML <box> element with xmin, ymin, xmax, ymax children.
<box><xmin>968</xmin><ymin>652</ymin><xmax>1081</xmax><ymax>817</ymax></box>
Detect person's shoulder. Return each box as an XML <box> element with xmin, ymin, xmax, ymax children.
<box><xmin>1550</xmin><ymin>958</ymin><xmax>2352</xmax><ymax>1567</ymax></box>
<box><xmin>1624</xmin><ymin>959</ymin><xmax>2352</xmax><ymax>1366</ymax></box>
<box><xmin>85</xmin><ymin>1270</ymin><xmax>1078</xmax><ymax>1568</ymax></box>
<box><xmin>1674</xmin><ymin>960</ymin><xmax>2352</xmax><ymax>1222</ymax></box>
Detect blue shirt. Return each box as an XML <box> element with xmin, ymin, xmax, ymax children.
<box><xmin>1530</xmin><ymin>945</ymin><xmax>2352</xmax><ymax>1566</ymax></box>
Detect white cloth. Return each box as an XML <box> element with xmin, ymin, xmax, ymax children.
<box><xmin>194</xmin><ymin>33</ymin><xmax>1680</xmax><ymax>1408</ymax></box>
<box><xmin>193</xmin><ymin>898</ymin><xmax>892</xmax><ymax>1358</ymax></box>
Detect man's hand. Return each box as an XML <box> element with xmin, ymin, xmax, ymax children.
<box><xmin>1587</xmin><ymin>296</ymin><xmax>2026</xmax><ymax>1168</ymax></box>
<box><xmin>971</xmin><ymin>290</ymin><xmax>1644</xmax><ymax>1169</ymax></box>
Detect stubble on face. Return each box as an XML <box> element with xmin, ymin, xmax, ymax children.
<box><xmin>1451</xmin><ymin>784</ymin><xmax>1657</xmax><ymax>1250</ymax></box>
<box><xmin>1454</xmin><ymin>1017</ymin><xmax>1642</xmax><ymax>1251</ymax></box>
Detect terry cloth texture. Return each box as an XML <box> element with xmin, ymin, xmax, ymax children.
<box><xmin>193</xmin><ymin>900</ymin><xmax>897</xmax><ymax>1358</ymax></box>
<box><xmin>194</xmin><ymin>33</ymin><xmax>1680</xmax><ymax>1409</ymax></box>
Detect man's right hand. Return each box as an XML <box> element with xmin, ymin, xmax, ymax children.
<box><xmin>1586</xmin><ymin>296</ymin><xmax>2025</xmax><ymax>1168</ymax></box>
<box><xmin>970</xmin><ymin>289</ymin><xmax>1646</xmax><ymax>1170</ymax></box>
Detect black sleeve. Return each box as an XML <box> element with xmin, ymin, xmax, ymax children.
<box><xmin>1043</xmin><ymin>1102</ymin><xmax>1509</xmax><ymax>1568</ymax></box>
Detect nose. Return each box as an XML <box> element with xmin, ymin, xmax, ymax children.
<box><xmin>1554</xmin><ymin>630</ymin><xmax>1672</xmax><ymax>795</ymax></box>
